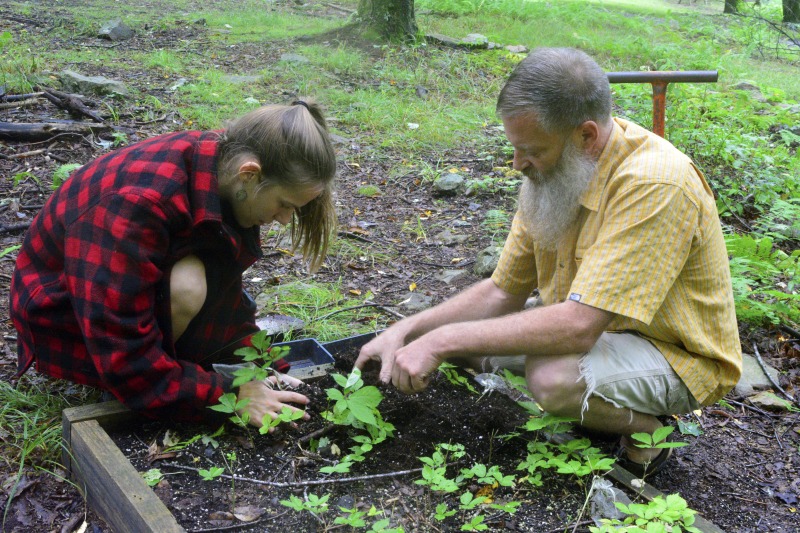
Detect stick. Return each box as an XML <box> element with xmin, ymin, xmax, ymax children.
<box><xmin>41</xmin><ymin>87</ymin><xmax>105</xmax><ymax>123</ymax></box>
<box><xmin>0</xmin><ymin>222</ymin><xmax>32</xmax><ymax>235</ymax></box>
<box><xmin>0</xmin><ymin>92</ymin><xmax>44</xmax><ymax>102</ymax></box>
<box><xmin>6</xmin><ymin>149</ymin><xmax>46</xmax><ymax>159</ymax></box>
<box><xmin>752</xmin><ymin>341</ymin><xmax>799</xmax><ymax>407</ymax></box>
<box><xmin>162</xmin><ymin>462</ymin><xmax>424</xmax><ymax>488</ymax></box>
<box><xmin>310</xmin><ymin>301</ymin><xmax>403</xmax><ymax>322</ymax></box>
<box><xmin>297</xmin><ymin>424</ymin><xmax>335</xmax><ymax>444</ymax></box>
<box><xmin>779</xmin><ymin>323</ymin><xmax>800</xmax><ymax>340</ymax></box>
<box><xmin>0</xmin><ymin>98</ymin><xmax>40</xmax><ymax>110</ymax></box>
<box><xmin>0</xmin><ymin>121</ymin><xmax>109</xmax><ymax>142</ymax></box>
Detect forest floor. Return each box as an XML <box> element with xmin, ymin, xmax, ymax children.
<box><xmin>1</xmin><ymin>1</ymin><xmax>800</xmax><ymax>532</ymax></box>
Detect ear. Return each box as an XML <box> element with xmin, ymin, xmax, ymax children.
<box><xmin>237</xmin><ymin>160</ymin><xmax>262</xmax><ymax>183</ymax></box>
<box><xmin>574</xmin><ymin>120</ymin><xmax>600</xmax><ymax>150</ymax></box>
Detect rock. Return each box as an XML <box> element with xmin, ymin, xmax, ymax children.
<box><xmin>223</xmin><ymin>74</ymin><xmax>260</xmax><ymax>84</ymax></box>
<box><xmin>733</xmin><ymin>353</ymin><xmax>781</xmax><ymax>397</ymax></box>
<box><xmin>747</xmin><ymin>390</ymin><xmax>795</xmax><ymax>413</ymax></box>
<box><xmin>462</xmin><ymin>33</ymin><xmax>489</xmax><ymax>49</ymax></box>
<box><xmin>473</xmin><ymin>245</ymin><xmax>503</xmax><ymax>277</ymax></box>
<box><xmin>433</xmin><ymin>229</ymin><xmax>468</xmax><ymax>246</ymax></box>
<box><xmin>60</xmin><ymin>70</ymin><xmax>128</xmax><ymax>96</ymax></box>
<box><xmin>505</xmin><ymin>45</ymin><xmax>528</xmax><ymax>54</ymax></box>
<box><xmin>279</xmin><ymin>53</ymin><xmax>309</xmax><ymax>63</ymax></box>
<box><xmin>98</xmin><ymin>20</ymin><xmax>134</xmax><ymax>41</ymax></box>
<box><xmin>425</xmin><ymin>33</ymin><xmax>462</xmax><ymax>48</ymax></box>
<box><xmin>732</xmin><ymin>81</ymin><xmax>766</xmax><ymax>102</ymax></box>
<box><xmin>435</xmin><ymin>269</ymin><xmax>468</xmax><ymax>284</ymax></box>
<box><xmin>433</xmin><ymin>173</ymin><xmax>465</xmax><ymax>196</ymax></box>
<box><xmin>398</xmin><ymin>292</ymin><xmax>433</xmax><ymax>312</ymax></box>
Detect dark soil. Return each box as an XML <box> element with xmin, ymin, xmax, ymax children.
<box><xmin>2</xmin><ymin>2</ymin><xmax>800</xmax><ymax>532</ymax></box>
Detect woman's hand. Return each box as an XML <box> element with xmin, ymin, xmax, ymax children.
<box><xmin>236</xmin><ymin>379</ymin><xmax>309</xmax><ymax>431</ymax></box>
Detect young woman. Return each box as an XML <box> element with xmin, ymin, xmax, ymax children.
<box><xmin>10</xmin><ymin>101</ymin><xmax>337</xmax><ymax>429</ymax></box>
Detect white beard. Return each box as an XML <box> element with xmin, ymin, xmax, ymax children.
<box><xmin>517</xmin><ymin>141</ymin><xmax>596</xmax><ymax>251</ymax></box>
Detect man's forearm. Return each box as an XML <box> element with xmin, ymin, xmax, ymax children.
<box><xmin>426</xmin><ymin>299</ymin><xmax>614</xmax><ymax>362</ymax></box>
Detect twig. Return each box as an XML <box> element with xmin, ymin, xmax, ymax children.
<box><xmin>310</xmin><ymin>301</ymin><xmax>404</xmax><ymax>322</ymax></box>
<box><xmin>187</xmin><ymin>511</ymin><xmax>289</xmax><ymax>532</ymax></box>
<box><xmin>725</xmin><ymin>398</ymin><xmax>779</xmax><ymax>419</ymax></box>
<box><xmin>0</xmin><ymin>222</ymin><xmax>32</xmax><ymax>235</ymax></box>
<box><xmin>0</xmin><ymin>92</ymin><xmax>44</xmax><ymax>102</ymax></box>
<box><xmin>337</xmin><ymin>230</ymin><xmax>374</xmax><ymax>244</ymax></box>
<box><xmin>779</xmin><ymin>323</ymin><xmax>800</xmax><ymax>340</ymax></box>
<box><xmin>720</xmin><ymin>492</ymin><xmax>768</xmax><ymax>505</ymax></box>
<box><xmin>6</xmin><ymin>149</ymin><xmax>46</xmax><ymax>159</ymax></box>
<box><xmin>162</xmin><ymin>462</ymin><xmax>423</xmax><ymax>488</ymax></box>
<box><xmin>0</xmin><ymin>98</ymin><xmax>40</xmax><ymax>110</ymax></box>
<box><xmin>298</xmin><ymin>424</ymin><xmax>336</xmax><ymax>444</ymax></box>
<box><xmin>752</xmin><ymin>341</ymin><xmax>799</xmax><ymax>407</ymax></box>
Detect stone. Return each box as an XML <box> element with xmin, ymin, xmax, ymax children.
<box><xmin>279</xmin><ymin>53</ymin><xmax>309</xmax><ymax>63</ymax></box>
<box><xmin>433</xmin><ymin>173</ymin><xmax>465</xmax><ymax>196</ymax></box>
<box><xmin>473</xmin><ymin>245</ymin><xmax>503</xmax><ymax>277</ymax></box>
<box><xmin>98</xmin><ymin>20</ymin><xmax>134</xmax><ymax>41</ymax></box>
<box><xmin>733</xmin><ymin>353</ymin><xmax>781</xmax><ymax>397</ymax></box>
<box><xmin>60</xmin><ymin>70</ymin><xmax>128</xmax><ymax>96</ymax></box>
<box><xmin>748</xmin><ymin>390</ymin><xmax>794</xmax><ymax>413</ymax></box>
<box><xmin>435</xmin><ymin>269</ymin><xmax>468</xmax><ymax>285</ymax></box>
<box><xmin>505</xmin><ymin>45</ymin><xmax>528</xmax><ymax>54</ymax></box>
<box><xmin>399</xmin><ymin>292</ymin><xmax>434</xmax><ymax>312</ymax></box>
<box><xmin>433</xmin><ymin>229</ymin><xmax>468</xmax><ymax>246</ymax></box>
<box><xmin>732</xmin><ymin>81</ymin><xmax>766</xmax><ymax>102</ymax></box>
<box><xmin>223</xmin><ymin>74</ymin><xmax>260</xmax><ymax>84</ymax></box>
<box><xmin>462</xmin><ymin>33</ymin><xmax>489</xmax><ymax>48</ymax></box>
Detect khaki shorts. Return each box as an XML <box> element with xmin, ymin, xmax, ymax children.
<box><xmin>484</xmin><ymin>332</ymin><xmax>700</xmax><ymax>417</ymax></box>
<box><xmin>579</xmin><ymin>332</ymin><xmax>700</xmax><ymax>417</ymax></box>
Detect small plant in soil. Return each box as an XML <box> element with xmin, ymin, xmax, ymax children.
<box><xmin>591</xmin><ymin>492</ymin><xmax>702</xmax><ymax>533</ymax></box>
<box><xmin>208</xmin><ymin>331</ymin><xmax>295</xmax><ymax>429</ymax></box>
<box><xmin>319</xmin><ymin>368</ymin><xmax>395</xmax><ymax>474</ymax></box>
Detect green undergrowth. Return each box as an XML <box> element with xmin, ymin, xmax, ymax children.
<box><xmin>1</xmin><ymin>0</ymin><xmax>799</xmax><ymax>528</ymax></box>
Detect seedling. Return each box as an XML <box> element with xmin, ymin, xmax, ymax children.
<box><xmin>590</xmin><ymin>493</ymin><xmax>701</xmax><ymax>533</ymax></box>
<box><xmin>438</xmin><ymin>362</ymin><xmax>478</xmax><ymax>394</ymax></box>
<box><xmin>51</xmin><ymin>163</ymin><xmax>81</xmax><ymax>190</ymax></box>
<box><xmin>141</xmin><ymin>468</ymin><xmax>163</xmax><ymax>487</ymax></box>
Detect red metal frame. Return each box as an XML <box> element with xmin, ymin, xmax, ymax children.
<box><xmin>606</xmin><ymin>71</ymin><xmax>718</xmax><ymax>137</ymax></box>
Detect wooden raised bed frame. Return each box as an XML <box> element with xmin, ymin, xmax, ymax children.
<box><xmin>61</xmin><ymin>332</ymin><xmax>725</xmax><ymax>533</ymax></box>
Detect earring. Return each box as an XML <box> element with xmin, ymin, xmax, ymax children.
<box><xmin>235</xmin><ymin>189</ymin><xmax>248</xmax><ymax>202</ymax></box>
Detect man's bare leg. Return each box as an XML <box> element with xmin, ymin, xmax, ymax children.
<box><xmin>524</xmin><ymin>353</ymin><xmax>664</xmax><ymax>463</ymax></box>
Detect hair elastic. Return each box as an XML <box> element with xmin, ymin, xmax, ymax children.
<box><xmin>292</xmin><ymin>100</ymin><xmax>310</xmax><ymax>110</ymax></box>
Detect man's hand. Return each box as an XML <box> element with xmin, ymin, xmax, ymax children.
<box><xmin>389</xmin><ymin>335</ymin><xmax>443</xmax><ymax>394</ymax></box>
<box><xmin>354</xmin><ymin>328</ymin><xmax>407</xmax><ymax>384</ymax></box>
<box><xmin>236</xmin><ymin>379</ymin><xmax>309</xmax><ymax>431</ymax></box>
<box><xmin>355</xmin><ymin>329</ymin><xmax>443</xmax><ymax>395</ymax></box>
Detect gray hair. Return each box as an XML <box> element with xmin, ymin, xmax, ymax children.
<box><xmin>496</xmin><ymin>47</ymin><xmax>612</xmax><ymax>134</ymax></box>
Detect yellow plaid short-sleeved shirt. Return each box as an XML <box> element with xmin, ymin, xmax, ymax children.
<box><xmin>492</xmin><ymin>118</ymin><xmax>742</xmax><ymax>406</ymax></box>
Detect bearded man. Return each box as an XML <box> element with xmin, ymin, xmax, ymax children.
<box><xmin>355</xmin><ymin>47</ymin><xmax>742</xmax><ymax>476</ymax></box>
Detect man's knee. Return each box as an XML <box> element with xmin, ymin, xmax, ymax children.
<box><xmin>170</xmin><ymin>255</ymin><xmax>207</xmax><ymax>322</ymax></box>
<box><xmin>525</xmin><ymin>356</ymin><xmax>584</xmax><ymax>416</ymax></box>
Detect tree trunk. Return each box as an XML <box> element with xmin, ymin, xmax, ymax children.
<box><xmin>356</xmin><ymin>0</ymin><xmax>418</xmax><ymax>42</ymax></box>
<box><xmin>784</xmin><ymin>0</ymin><xmax>800</xmax><ymax>23</ymax></box>
<box><xmin>723</xmin><ymin>0</ymin><xmax>740</xmax><ymax>14</ymax></box>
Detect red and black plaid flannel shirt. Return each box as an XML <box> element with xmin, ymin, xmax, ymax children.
<box><xmin>10</xmin><ymin>130</ymin><xmax>276</xmax><ymax>422</ymax></box>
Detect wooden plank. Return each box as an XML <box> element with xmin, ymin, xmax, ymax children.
<box><xmin>62</xmin><ymin>400</ymin><xmax>137</xmax><ymax>472</ymax></box>
<box><xmin>69</xmin><ymin>419</ymin><xmax>184</xmax><ymax>533</ymax></box>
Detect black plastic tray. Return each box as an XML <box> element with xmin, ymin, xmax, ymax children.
<box><xmin>275</xmin><ymin>338</ymin><xmax>335</xmax><ymax>380</ymax></box>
